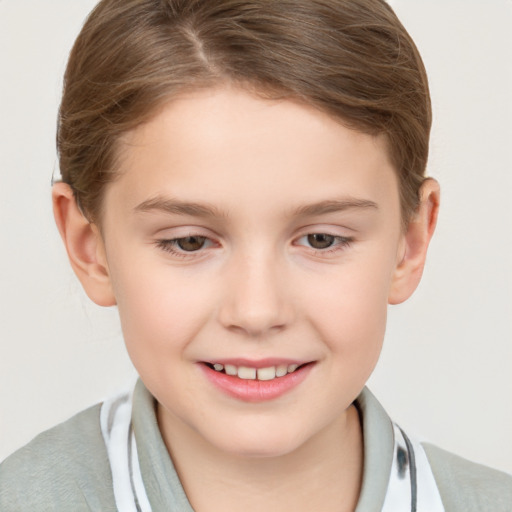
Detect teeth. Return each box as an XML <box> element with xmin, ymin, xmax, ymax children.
<box><xmin>257</xmin><ymin>366</ymin><xmax>276</xmax><ymax>381</ymax></box>
<box><xmin>225</xmin><ymin>364</ymin><xmax>237</xmax><ymax>376</ymax></box>
<box><xmin>210</xmin><ymin>362</ymin><xmax>303</xmax><ymax>381</ymax></box>
<box><xmin>276</xmin><ymin>364</ymin><xmax>288</xmax><ymax>377</ymax></box>
<box><xmin>238</xmin><ymin>366</ymin><xmax>256</xmax><ymax>380</ymax></box>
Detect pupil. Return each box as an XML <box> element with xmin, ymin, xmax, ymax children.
<box><xmin>178</xmin><ymin>236</ymin><xmax>206</xmax><ymax>251</ymax></box>
<box><xmin>308</xmin><ymin>234</ymin><xmax>334</xmax><ymax>249</ymax></box>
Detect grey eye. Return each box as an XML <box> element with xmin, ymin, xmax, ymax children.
<box><xmin>177</xmin><ymin>236</ymin><xmax>207</xmax><ymax>251</ymax></box>
<box><xmin>307</xmin><ymin>234</ymin><xmax>335</xmax><ymax>249</ymax></box>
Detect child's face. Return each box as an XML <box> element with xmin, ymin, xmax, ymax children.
<box><xmin>98</xmin><ymin>87</ymin><xmax>406</xmax><ymax>457</ymax></box>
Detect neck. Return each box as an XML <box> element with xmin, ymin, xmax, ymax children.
<box><xmin>158</xmin><ymin>404</ymin><xmax>363</xmax><ymax>512</ymax></box>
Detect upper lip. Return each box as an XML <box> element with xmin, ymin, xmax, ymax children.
<box><xmin>201</xmin><ymin>358</ymin><xmax>312</xmax><ymax>369</ymax></box>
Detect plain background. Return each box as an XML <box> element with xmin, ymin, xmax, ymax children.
<box><xmin>1</xmin><ymin>0</ymin><xmax>511</xmax><ymax>474</ymax></box>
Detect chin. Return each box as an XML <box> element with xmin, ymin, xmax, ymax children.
<box><xmin>208</xmin><ymin>424</ymin><xmax>308</xmax><ymax>459</ymax></box>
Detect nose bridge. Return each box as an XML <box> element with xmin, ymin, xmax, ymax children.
<box><xmin>218</xmin><ymin>243</ymin><xmax>292</xmax><ymax>336</ymax></box>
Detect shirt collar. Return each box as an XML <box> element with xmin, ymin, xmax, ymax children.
<box><xmin>132</xmin><ymin>380</ymin><xmax>395</xmax><ymax>512</ymax></box>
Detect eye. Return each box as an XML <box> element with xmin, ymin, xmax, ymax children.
<box><xmin>306</xmin><ymin>233</ymin><xmax>336</xmax><ymax>249</ymax></box>
<box><xmin>295</xmin><ymin>233</ymin><xmax>353</xmax><ymax>253</ymax></box>
<box><xmin>156</xmin><ymin>235</ymin><xmax>214</xmax><ymax>256</ymax></box>
<box><xmin>175</xmin><ymin>235</ymin><xmax>208</xmax><ymax>251</ymax></box>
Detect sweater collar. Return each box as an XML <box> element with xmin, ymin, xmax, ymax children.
<box><xmin>132</xmin><ymin>379</ymin><xmax>394</xmax><ymax>512</ymax></box>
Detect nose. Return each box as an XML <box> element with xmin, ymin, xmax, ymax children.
<box><xmin>217</xmin><ymin>250</ymin><xmax>293</xmax><ymax>337</ymax></box>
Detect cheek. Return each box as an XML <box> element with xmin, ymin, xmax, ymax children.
<box><xmin>108</xmin><ymin>255</ymin><xmax>215</xmax><ymax>359</ymax></box>
<box><xmin>301</xmin><ymin>254</ymin><xmax>394</xmax><ymax>360</ymax></box>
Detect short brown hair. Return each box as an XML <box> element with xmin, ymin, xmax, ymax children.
<box><xmin>58</xmin><ymin>0</ymin><xmax>431</xmax><ymax>223</ymax></box>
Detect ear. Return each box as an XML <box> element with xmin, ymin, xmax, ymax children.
<box><xmin>388</xmin><ymin>178</ymin><xmax>440</xmax><ymax>305</ymax></box>
<box><xmin>52</xmin><ymin>182</ymin><xmax>116</xmax><ymax>307</ymax></box>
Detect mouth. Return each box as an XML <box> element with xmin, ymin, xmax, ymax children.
<box><xmin>202</xmin><ymin>361</ymin><xmax>309</xmax><ymax>381</ymax></box>
<box><xmin>199</xmin><ymin>360</ymin><xmax>315</xmax><ymax>402</ymax></box>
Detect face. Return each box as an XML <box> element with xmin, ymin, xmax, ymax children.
<box><xmin>98</xmin><ymin>87</ymin><xmax>405</xmax><ymax>458</ymax></box>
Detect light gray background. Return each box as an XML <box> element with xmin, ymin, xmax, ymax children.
<box><xmin>1</xmin><ymin>0</ymin><xmax>511</xmax><ymax>474</ymax></box>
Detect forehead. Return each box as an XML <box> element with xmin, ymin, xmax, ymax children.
<box><xmin>108</xmin><ymin>86</ymin><xmax>399</xmax><ymax>223</ymax></box>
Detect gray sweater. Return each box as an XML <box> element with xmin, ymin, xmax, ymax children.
<box><xmin>1</xmin><ymin>381</ymin><xmax>511</xmax><ymax>511</ymax></box>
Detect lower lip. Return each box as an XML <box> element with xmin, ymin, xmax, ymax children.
<box><xmin>199</xmin><ymin>363</ymin><xmax>314</xmax><ymax>403</ymax></box>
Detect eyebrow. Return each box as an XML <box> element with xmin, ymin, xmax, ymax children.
<box><xmin>134</xmin><ymin>196</ymin><xmax>378</xmax><ymax>218</ymax></box>
<box><xmin>134</xmin><ymin>196</ymin><xmax>226</xmax><ymax>218</ymax></box>
<box><xmin>291</xmin><ymin>198</ymin><xmax>379</xmax><ymax>217</ymax></box>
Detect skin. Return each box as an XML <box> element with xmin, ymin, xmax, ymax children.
<box><xmin>53</xmin><ymin>86</ymin><xmax>439</xmax><ymax>512</ymax></box>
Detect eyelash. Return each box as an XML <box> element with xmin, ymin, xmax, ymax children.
<box><xmin>155</xmin><ymin>233</ymin><xmax>354</xmax><ymax>258</ymax></box>
<box><xmin>296</xmin><ymin>234</ymin><xmax>354</xmax><ymax>254</ymax></box>
<box><xmin>155</xmin><ymin>236</ymin><xmax>213</xmax><ymax>258</ymax></box>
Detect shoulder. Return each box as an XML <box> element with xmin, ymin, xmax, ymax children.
<box><xmin>423</xmin><ymin>442</ymin><xmax>512</xmax><ymax>512</ymax></box>
<box><xmin>0</xmin><ymin>403</ymin><xmax>117</xmax><ymax>512</ymax></box>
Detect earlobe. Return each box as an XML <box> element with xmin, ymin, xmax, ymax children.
<box><xmin>388</xmin><ymin>178</ymin><xmax>440</xmax><ymax>305</ymax></box>
<box><xmin>52</xmin><ymin>182</ymin><xmax>116</xmax><ymax>307</ymax></box>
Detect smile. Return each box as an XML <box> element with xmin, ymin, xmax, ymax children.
<box><xmin>199</xmin><ymin>360</ymin><xmax>315</xmax><ymax>402</ymax></box>
<box><xmin>205</xmin><ymin>362</ymin><xmax>302</xmax><ymax>381</ymax></box>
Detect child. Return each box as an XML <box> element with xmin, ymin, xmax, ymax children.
<box><xmin>1</xmin><ymin>0</ymin><xmax>511</xmax><ymax>510</ymax></box>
